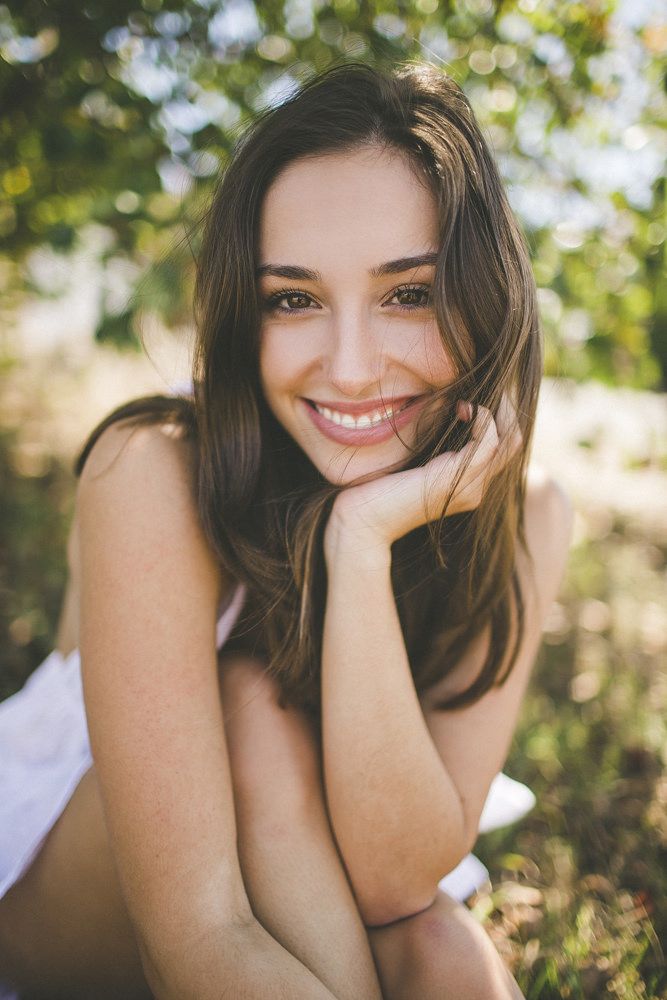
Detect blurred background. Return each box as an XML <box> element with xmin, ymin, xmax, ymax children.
<box><xmin>1</xmin><ymin>0</ymin><xmax>665</xmax><ymax>996</ymax></box>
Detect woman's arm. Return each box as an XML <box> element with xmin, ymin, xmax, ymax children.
<box><xmin>321</xmin><ymin>538</ymin><xmax>466</xmax><ymax>928</ymax></box>
<box><xmin>321</xmin><ymin>465</ymin><xmax>573</xmax><ymax>930</ymax></box>
<box><xmin>318</xmin><ymin>401</ymin><xmax>504</xmax><ymax>928</ymax></box>
<box><xmin>77</xmin><ymin>421</ymin><xmax>336</xmax><ymax>999</ymax></box>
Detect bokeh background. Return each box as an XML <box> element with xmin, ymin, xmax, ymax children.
<box><xmin>1</xmin><ymin>0</ymin><xmax>665</xmax><ymax>996</ymax></box>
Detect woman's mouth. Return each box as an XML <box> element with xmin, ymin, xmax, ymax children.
<box><xmin>300</xmin><ymin>395</ymin><xmax>428</xmax><ymax>445</ymax></box>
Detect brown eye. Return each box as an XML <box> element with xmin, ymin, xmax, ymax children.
<box><xmin>280</xmin><ymin>293</ymin><xmax>311</xmax><ymax>310</ymax></box>
<box><xmin>389</xmin><ymin>284</ymin><xmax>432</xmax><ymax>310</ymax></box>
<box><xmin>263</xmin><ymin>288</ymin><xmax>317</xmax><ymax>313</ymax></box>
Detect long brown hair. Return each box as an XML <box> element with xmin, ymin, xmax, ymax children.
<box><xmin>76</xmin><ymin>60</ymin><xmax>542</xmax><ymax>728</ymax></box>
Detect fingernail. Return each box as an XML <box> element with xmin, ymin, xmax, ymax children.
<box><xmin>457</xmin><ymin>400</ymin><xmax>473</xmax><ymax>422</ymax></box>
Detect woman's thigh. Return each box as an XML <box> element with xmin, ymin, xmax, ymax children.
<box><xmin>0</xmin><ymin>766</ymin><xmax>151</xmax><ymax>999</ymax></box>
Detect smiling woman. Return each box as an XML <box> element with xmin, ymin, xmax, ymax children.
<box><xmin>256</xmin><ymin>146</ymin><xmax>455</xmax><ymax>482</ymax></box>
<box><xmin>0</xmin><ymin>61</ymin><xmax>571</xmax><ymax>999</ymax></box>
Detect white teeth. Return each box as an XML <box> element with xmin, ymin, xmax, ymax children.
<box><xmin>369</xmin><ymin>409</ymin><xmax>390</xmax><ymax>422</ymax></box>
<box><xmin>313</xmin><ymin>403</ymin><xmax>396</xmax><ymax>429</ymax></box>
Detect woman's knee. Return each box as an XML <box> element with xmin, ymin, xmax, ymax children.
<box><xmin>386</xmin><ymin>890</ymin><xmax>522</xmax><ymax>999</ymax></box>
<box><xmin>393</xmin><ymin>890</ymin><xmax>465</xmax><ymax>967</ymax></box>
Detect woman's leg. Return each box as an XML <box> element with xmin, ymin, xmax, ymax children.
<box><xmin>0</xmin><ymin>767</ymin><xmax>152</xmax><ymax>999</ymax></box>
<box><xmin>219</xmin><ymin>654</ymin><xmax>382</xmax><ymax>1000</ymax></box>
<box><xmin>0</xmin><ymin>657</ymin><xmax>518</xmax><ymax>1000</ymax></box>
<box><xmin>0</xmin><ymin>655</ymin><xmax>381</xmax><ymax>1000</ymax></box>
<box><xmin>366</xmin><ymin>888</ymin><xmax>525</xmax><ymax>1000</ymax></box>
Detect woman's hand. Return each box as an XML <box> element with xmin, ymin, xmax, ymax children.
<box><xmin>323</xmin><ymin>393</ymin><xmax>522</xmax><ymax>563</ymax></box>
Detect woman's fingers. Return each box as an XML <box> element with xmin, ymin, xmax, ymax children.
<box><xmin>424</xmin><ymin>393</ymin><xmax>523</xmax><ymax>517</ymax></box>
<box><xmin>332</xmin><ymin>391</ymin><xmax>526</xmax><ymax>539</ymax></box>
<box><xmin>421</xmin><ymin>410</ymin><xmax>496</xmax><ymax>518</ymax></box>
<box><xmin>467</xmin><ymin>402</ymin><xmax>500</xmax><ymax>462</ymax></box>
<box><xmin>461</xmin><ymin>393</ymin><xmax>522</xmax><ymax>477</ymax></box>
<box><xmin>494</xmin><ymin>392</ymin><xmax>523</xmax><ymax>469</ymax></box>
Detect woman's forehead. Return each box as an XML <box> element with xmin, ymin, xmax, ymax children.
<box><xmin>258</xmin><ymin>147</ymin><xmax>439</xmax><ymax>271</ymax></box>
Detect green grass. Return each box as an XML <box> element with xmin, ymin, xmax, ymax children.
<box><xmin>1</xmin><ymin>424</ymin><xmax>665</xmax><ymax>997</ymax></box>
<box><xmin>471</xmin><ymin>515</ymin><xmax>667</xmax><ymax>998</ymax></box>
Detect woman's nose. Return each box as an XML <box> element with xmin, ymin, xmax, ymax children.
<box><xmin>324</xmin><ymin>311</ymin><xmax>384</xmax><ymax>397</ymax></box>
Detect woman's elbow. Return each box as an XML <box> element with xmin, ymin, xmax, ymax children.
<box><xmin>361</xmin><ymin>889</ymin><xmax>440</xmax><ymax>929</ymax></box>
<box><xmin>358</xmin><ymin>855</ymin><xmax>466</xmax><ymax>928</ymax></box>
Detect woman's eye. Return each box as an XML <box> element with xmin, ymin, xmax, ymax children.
<box><xmin>263</xmin><ymin>289</ymin><xmax>316</xmax><ymax>313</ymax></box>
<box><xmin>389</xmin><ymin>284</ymin><xmax>432</xmax><ymax>310</ymax></box>
<box><xmin>261</xmin><ymin>283</ymin><xmax>432</xmax><ymax>314</ymax></box>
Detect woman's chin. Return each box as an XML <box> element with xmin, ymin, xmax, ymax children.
<box><xmin>313</xmin><ymin>448</ymin><xmax>411</xmax><ymax>486</ymax></box>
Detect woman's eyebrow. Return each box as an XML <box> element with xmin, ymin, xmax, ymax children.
<box><xmin>255</xmin><ymin>251</ymin><xmax>438</xmax><ymax>281</ymax></box>
<box><xmin>255</xmin><ymin>263</ymin><xmax>318</xmax><ymax>280</ymax></box>
<box><xmin>371</xmin><ymin>252</ymin><xmax>438</xmax><ymax>277</ymax></box>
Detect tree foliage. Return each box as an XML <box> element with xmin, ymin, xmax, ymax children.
<box><xmin>1</xmin><ymin>0</ymin><xmax>665</xmax><ymax>384</ymax></box>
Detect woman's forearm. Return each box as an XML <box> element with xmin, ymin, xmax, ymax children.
<box><xmin>321</xmin><ymin>536</ymin><xmax>469</xmax><ymax>928</ymax></box>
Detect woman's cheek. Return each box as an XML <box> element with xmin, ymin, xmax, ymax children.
<box><xmin>259</xmin><ymin>334</ymin><xmax>300</xmax><ymax>409</ymax></box>
<box><xmin>395</xmin><ymin>329</ymin><xmax>457</xmax><ymax>387</ymax></box>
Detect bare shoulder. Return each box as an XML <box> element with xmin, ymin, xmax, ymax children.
<box><xmin>77</xmin><ymin>418</ymin><xmax>196</xmax><ymax>498</ymax></box>
<box><xmin>74</xmin><ymin>417</ymin><xmax>225</xmax><ymax>606</ymax></box>
<box><xmin>520</xmin><ymin>463</ymin><xmax>575</xmax><ymax>614</ymax></box>
<box><xmin>75</xmin><ymin>417</ymin><xmax>200</xmax><ymax>524</ymax></box>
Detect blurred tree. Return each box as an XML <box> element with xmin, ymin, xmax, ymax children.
<box><xmin>0</xmin><ymin>0</ymin><xmax>665</xmax><ymax>385</ymax></box>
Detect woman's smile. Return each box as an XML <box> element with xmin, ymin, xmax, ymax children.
<box><xmin>300</xmin><ymin>394</ymin><xmax>429</xmax><ymax>446</ymax></box>
<box><xmin>258</xmin><ymin>146</ymin><xmax>457</xmax><ymax>484</ymax></box>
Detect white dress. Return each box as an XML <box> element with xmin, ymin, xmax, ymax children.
<box><xmin>0</xmin><ymin>582</ymin><xmax>534</xmax><ymax>999</ymax></box>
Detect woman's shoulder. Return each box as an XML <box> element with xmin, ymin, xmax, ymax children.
<box><xmin>520</xmin><ymin>464</ymin><xmax>574</xmax><ymax>613</ymax></box>
<box><xmin>73</xmin><ymin>416</ymin><xmax>227</xmax><ymax>605</ymax></box>
<box><xmin>75</xmin><ymin>417</ymin><xmax>204</xmax><ymax>537</ymax></box>
<box><xmin>77</xmin><ymin>415</ymin><xmax>195</xmax><ymax>487</ymax></box>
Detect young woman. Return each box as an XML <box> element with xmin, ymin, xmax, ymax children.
<box><xmin>0</xmin><ymin>61</ymin><xmax>572</xmax><ymax>999</ymax></box>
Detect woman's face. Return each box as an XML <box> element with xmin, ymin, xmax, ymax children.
<box><xmin>257</xmin><ymin>145</ymin><xmax>457</xmax><ymax>485</ymax></box>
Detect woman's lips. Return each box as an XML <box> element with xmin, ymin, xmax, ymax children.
<box><xmin>300</xmin><ymin>394</ymin><xmax>428</xmax><ymax>445</ymax></box>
